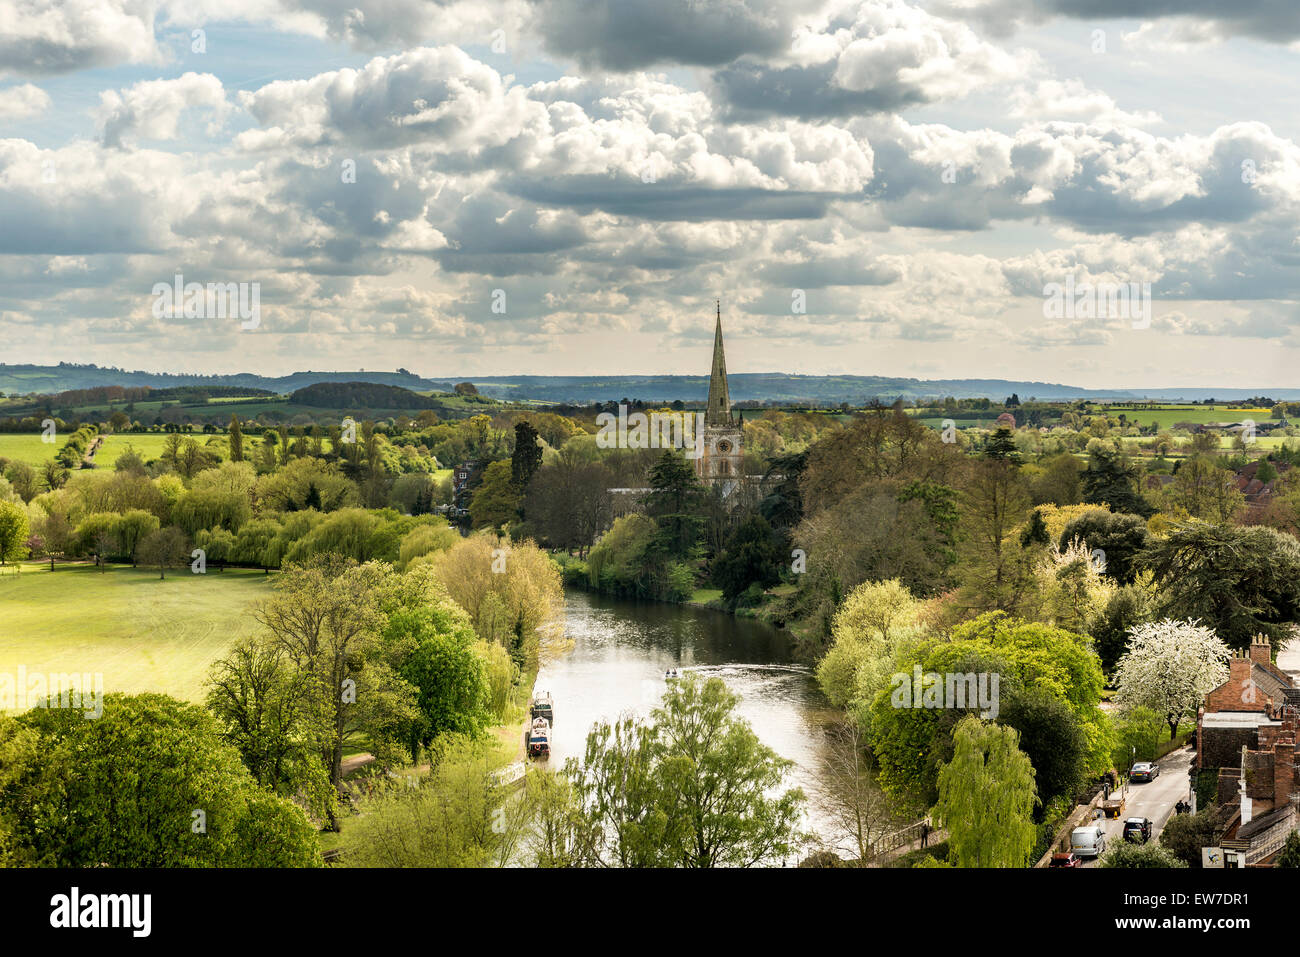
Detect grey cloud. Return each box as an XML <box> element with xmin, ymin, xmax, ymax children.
<box><xmin>533</xmin><ymin>0</ymin><xmax>802</xmax><ymax>70</ymax></box>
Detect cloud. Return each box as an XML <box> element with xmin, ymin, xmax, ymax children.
<box><xmin>0</xmin><ymin>82</ymin><xmax>51</xmax><ymax>119</ymax></box>
<box><xmin>711</xmin><ymin>0</ymin><xmax>1025</xmax><ymax>118</ymax></box>
<box><xmin>235</xmin><ymin>46</ymin><xmax>541</xmax><ymax>151</ymax></box>
<box><xmin>928</xmin><ymin>0</ymin><xmax>1300</xmax><ymax>44</ymax></box>
<box><xmin>0</xmin><ymin>0</ymin><xmax>162</xmax><ymax>76</ymax></box>
<box><xmin>533</xmin><ymin>0</ymin><xmax>803</xmax><ymax>70</ymax></box>
<box><xmin>97</xmin><ymin>72</ymin><xmax>230</xmax><ymax>148</ymax></box>
<box><xmin>1009</xmin><ymin>78</ymin><xmax>1161</xmax><ymax>127</ymax></box>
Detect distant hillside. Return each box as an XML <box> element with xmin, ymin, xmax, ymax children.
<box><xmin>291</xmin><ymin>381</ymin><xmax>441</xmax><ymax>410</ymax></box>
<box><xmin>462</xmin><ymin>374</ymin><xmax>1300</xmax><ymax>405</ymax></box>
<box><xmin>5</xmin><ymin>363</ymin><xmax>1300</xmax><ymax>405</ymax></box>
<box><xmin>0</xmin><ymin>363</ymin><xmax>453</xmax><ymax>397</ymax></box>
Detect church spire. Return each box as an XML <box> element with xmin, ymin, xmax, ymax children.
<box><xmin>705</xmin><ymin>299</ymin><xmax>732</xmax><ymax>427</ymax></box>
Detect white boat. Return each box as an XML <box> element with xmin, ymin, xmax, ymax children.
<box><xmin>527</xmin><ymin>717</ymin><xmax>551</xmax><ymax>759</ymax></box>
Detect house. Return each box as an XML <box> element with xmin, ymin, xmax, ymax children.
<box><xmin>1196</xmin><ymin>635</ymin><xmax>1300</xmax><ymax>866</ymax></box>
<box><xmin>1231</xmin><ymin>459</ymin><xmax>1290</xmax><ymax>507</ymax></box>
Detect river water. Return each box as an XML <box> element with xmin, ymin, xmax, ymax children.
<box><xmin>535</xmin><ymin>588</ymin><xmax>844</xmax><ymax>856</ymax></box>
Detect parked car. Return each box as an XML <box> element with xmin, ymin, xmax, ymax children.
<box><xmin>1049</xmin><ymin>851</ymin><xmax>1083</xmax><ymax>868</ymax></box>
<box><xmin>1130</xmin><ymin>761</ymin><xmax>1159</xmax><ymax>782</ymax></box>
<box><xmin>1070</xmin><ymin>825</ymin><xmax>1107</xmax><ymax>859</ymax></box>
<box><xmin>1123</xmin><ymin>817</ymin><xmax>1153</xmax><ymax>843</ymax></box>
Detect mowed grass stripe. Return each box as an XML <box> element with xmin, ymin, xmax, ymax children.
<box><xmin>0</xmin><ymin>564</ymin><xmax>270</xmax><ymax>705</ymax></box>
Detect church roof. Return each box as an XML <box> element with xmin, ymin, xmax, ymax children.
<box><xmin>705</xmin><ymin>301</ymin><xmax>733</xmax><ymax>427</ymax></box>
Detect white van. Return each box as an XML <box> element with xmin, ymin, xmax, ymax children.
<box><xmin>1070</xmin><ymin>825</ymin><xmax>1107</xmax><ymax>858</ymax></box>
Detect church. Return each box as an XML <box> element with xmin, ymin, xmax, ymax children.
<box><xmin>696</xmin><ymin>301</ymin><xmax>744</xmax><ymax>494</ymax></box>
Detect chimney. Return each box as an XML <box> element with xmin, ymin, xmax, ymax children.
<box><xmin>1251</xmin><ymin>635</ymin><xmax>1272</xmax><ymax>667</ymax></box>
<box><xmin>1275</xmin><ymin>740</ymin><xmax>1295</xmax><ymax>809</ymax></box>
<box><xmin>1240</xmin><ymin>745</ymin><xmax>1253</xmax><ymax>826</ymax></box>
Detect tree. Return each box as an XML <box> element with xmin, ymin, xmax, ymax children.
<box><xmin>428</xmin><ymin>537</ymin><xmax>566</xmax><ymax>673</ymax></box>
<box><xmin>1019</xmin><ymin>508</ymin><xmax>1049</xmax><ymax>548</ymax></box>
<box><xmin>116</xmin><ymin>509</ymin><xmax>161</xmax><ymax>566</ymax></box>
<box><xmin>643</xmin><ymin>450</ymin><xmax>706</xmax><ymax>560</ymax></box>
<box><xmin>41</xmin><ymin>459</ymin><xmax>69</xmax><ymax>491</ymax></box>
<box><xmin>0</xmin><ymin>500</ymin><xmax>30</xmax><ymax>565</ymax></box>
<box><xmin>1139</xmin><ymin>523</ymin><xmax>1300</xmax><ymax>651</ymax></box>
<box><xmin>984</xmin><ymin>427</ymin><xmax>1020</xmax><ymax>464</ymax></box>
<box><xmin>1110</xmin><ymin>706</ymin><xmax>1167</xmax><ymax>771</ymax></box>
<box><xmin>815</xmin><ymin>578</ymin><xmax>926</xmax><ymax>717</ymax></box>
<box><xmin>999</xmin><ymin>687</ymin><xmax>1087</xmax><ymax>812</ymax></box>
<box><xmin>817</xmin><ymin>719</ymin><xmax>901</xmax><ymax>863</ymax></box>
<box><xmin>932</xmin><ymin>715</ymin><xmax>1037</xmax><ymax>868</ymax></box>
<box><xmin>4</xmin><ymin>461</ymin><xmax>38</xmax><ymax>502</ymax></box>
<box><xmin>1275</xmin><ymin>831</ymin><xmax>1300</xmax><ymax>868</ymax></box>
<box><xmin>1163</xmin><ymin>455</ymin><xmax>1243</xmax><ymax>522</ymax></box>
<box><xmin>1082</xmin><ymin>449</ymin><xmax>1152</xmax><ymax>517</ymax></box>
<box><xmin>468</xmin><ymin>460</ymin><xmax>520</xmax><ymax>530</ymax></box>
<box><xmin>340</xmin><ymin>736</ymin><xmax>520</xmax><ymax>867</ymax></box>
<box><xmin>871</xmin><ymin>613</ymin><xmax>1109</xmax><ymax>808</ymax></box>
<box><xmin>229</xmin><ymin>414</ymin><xmax>244</xmax><ymax>462</ymax></box>
<box><xmin>137</xmin><ymin>525</ymin><xmax>190</xmax><ymax>579</ymax></box>
<box><xmin>520</xmin><ymin>453</ymin><xmax>613</xmax><ymax>554</ymax></box>
<box><xmin>1059</xmin><ymin>510</ymin><xmax>1148</xmax><ymax>584</ymax></box>
<box><xmin>797</xmin><ymin>480</ymin><xmax>959</xmax><ymax>604</ymax></box>
<box><xmin>8</xmin><ymin>693</ymin><xmax>321</xmax><ymax>867</ymax></box>
<box><xmin>712</xmin><ymin>514</ymin><xmax>782</xmax><ymax>609</ymax></box>
<box><xmin>382</xmin><ymin>599</ymin><xmax>493</xmax><ymax>760</ymax></box>
<box><xmin>1160</xmin><ymin>808</ymin><xmax>1224</xmax><ymax>867</ymax></box>
<box><xmin>565</xmin><ymin>675</ymin><xmax>804</xmax><ymax>868</ymax></box>
<box><xmin>1090</xmin><ymin>585</ymin><xmax>1154</xmax><ymax>673</ymax></box>
<box><xmin>510</xmin><ymin>421</ymin><xmax>543</xmax><ymax>490</ymax></box>
<box><xmin>652</xmin><ymin>675</ymin><xmax>805</xmax><ymax>867</ymax></box>
<box><xmin>255</xmin><ymin>556</ymin><xmax>418</xmax><ymax>823</ymax></box>
<box><xmin>1100</xmin><ymin>841</ymin><xmax>1188</xmax><ymax>868</ymax></box>
<box><xmin>958</xmin><ymin>458</ymin><xmax>1035</xmax><ymax>613</ymax></box>
<box><xmin>565</xmin><ymin>714</ymin><xmax>673</xmax><ymax>868</ymax></box>
<box><xmin>205</xmin><ymin>636</ymin><xmax>334</xmax><ymax>820</ymax></box>
<box><xmin>522</xmin><ymin>767</ymin><xmax>583</xmax><ymax>868</ymax></box>
<box><xmin>1029</xmin><ymin>452</ymin><xmax>1083</xmax><ymax>507</ymax></box>
<box><xmin>1114</xmin><ymin>620</ymin><xmax>1230</xmax><ymax>740</ymax></box>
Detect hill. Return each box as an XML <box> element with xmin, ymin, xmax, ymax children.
<box><xmin>6</xmin><ymin>363</ymin><xmax>1300</xmax><ymax>406</ymax></box>
<box><xmin>0</xmin><ymin>363</ymin><xmax>453</xmax><ymax>397</ymax></box>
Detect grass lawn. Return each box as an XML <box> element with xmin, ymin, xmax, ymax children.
<box><xmin>0</xmin><ymin>563</ymin><xmax>272</xmax><ymax>705</ymax></box>
<box><xmin>0</xmin><ymin>432</ymin><xmax>229</xmax><ymax>468</ymax></box>
<box><xmin>0</xmin><ymin>433</ymin><xmax>66</xmax><ymax>467</ymax></box>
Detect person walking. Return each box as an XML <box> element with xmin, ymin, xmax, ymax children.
<box><xmin>920</xmin><ymin>821</ymin><xmax>930</xmax><ymax>849</ymax></box>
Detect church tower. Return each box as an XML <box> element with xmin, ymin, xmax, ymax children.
<box><xmin>698</xmin><ymin>300</ymin><xmax>743</xmax><ymax>490</ymax></box>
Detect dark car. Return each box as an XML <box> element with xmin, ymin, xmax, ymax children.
<box><xmin>1123</xmin><ymin>817</ymin><xmax>1153</xmax><ymax>843</ymax></box>
<box><xmin>1049</xmin><ymin>851</ymin><xmax>1082</xmax><ymax>868</ymax></box>
<box><xmin>1130</xmin><ymin>762</ymin><xmax>1159</xmax><ymax>782</ymax></box>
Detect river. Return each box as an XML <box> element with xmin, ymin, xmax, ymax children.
<box><xmin>534</xmin><ymin>588</ymin><xmax>846</xmax><ymax>856</ymax></box>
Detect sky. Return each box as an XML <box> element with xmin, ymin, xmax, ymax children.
<box><xmin>3</xmin><ymin>0</ymin><xmax>1300</xmax><ymax>389</ymax></box>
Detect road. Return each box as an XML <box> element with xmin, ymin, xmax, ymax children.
<box><xmin>1082</xmin><ymin>746</ymin><xmax>1194</xmax><ymax>866</ymax></box>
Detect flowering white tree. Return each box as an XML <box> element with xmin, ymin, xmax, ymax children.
<box><xmin>1113</xmin><ymin>620</ymin><xmax>1230</xmax><ymax>741</ymax></box>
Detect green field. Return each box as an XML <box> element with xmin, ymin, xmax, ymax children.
<box><xmin>0</xmin><ymin>432</ymin><xmax>229</xmax><ymax>468</ymax></box>
<box><xmin>0</xmin><ymin>564</ymin><xmax>271</xmax><ymax>706</ymax></box>
<box><xmin>1086</xmin><ymin>405</ymin><xmax>1277</xmax><ymax>428</ymax></box>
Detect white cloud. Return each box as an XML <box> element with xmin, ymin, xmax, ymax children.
<box><xmin>96</xmin><ymin>72</ymin><xmax>230</xmax><ymax>147</ymax></box>
<box><xmin>0</xmin><ymin>0</ymin><xmax>162</xmax><ymax>76</ymax></box>
<box><xmin>0</xmin><ymin>82</ymin><xmax>51</xmax><ymax>119</ymax></box>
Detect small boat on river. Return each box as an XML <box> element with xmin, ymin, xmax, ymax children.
<box><xmin>527</xmin><ymin>717</ymin><xmax>551</xmax><ymax>759</ymax></box>
<box><xmin>530</xmin><ymin>690</ymin><xmax>554</xmax><ymax>726</ymax></box>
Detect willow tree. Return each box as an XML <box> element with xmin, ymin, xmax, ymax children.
<box><xmin>932</xmin><ymin>715</ymin><xmax>1037</xmax><ymax>868</ymax></box>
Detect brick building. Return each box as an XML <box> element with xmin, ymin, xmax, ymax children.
<box><xmin>1196</xmin><ymin>635</ymin><xmax>1300</xmax><ymax>866</ymax></box>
